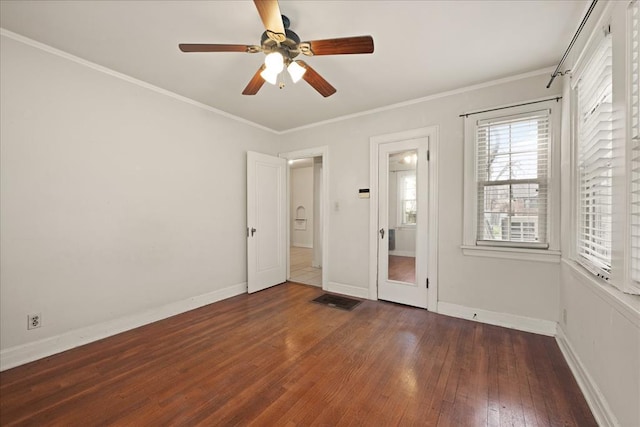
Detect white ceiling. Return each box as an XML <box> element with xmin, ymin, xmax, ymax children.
<box><xmin>0</xmin><ymin>0</ymin><xmax>586</xmax><ymax>132</ymax></box>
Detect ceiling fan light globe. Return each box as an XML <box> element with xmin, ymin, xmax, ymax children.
<box><xmin>260</xmin><ymin>67</ymin><xmax>279</xmax><ymax>85</ymax></box>
<box><xmin>264</xmin><ymin>52</ymin><xmax>284</xmax><ymax>73</ymax></box>
<box><xmin>287</xmin><ymin>61</ymin><xmax>306</xmax><ymax>83</ymax></box>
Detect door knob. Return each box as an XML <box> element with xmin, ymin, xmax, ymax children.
<box><xmin>379</xmin><ymin>228</ymin><xmax>385</xmax><ymax>239</ymax></box>
<box><xmin>251</xmin><ymin>227</ymin><xmax>257</xmax><ymax>236</ymax></box>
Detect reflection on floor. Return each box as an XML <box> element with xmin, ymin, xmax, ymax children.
<box><xmin>290</xmin><ymin>246</ymin><xmax>322</xmax><ymax>286</ymax></box>
<box><xmin>389</xmin><ymin>255</ymin><xmax>416</xmax><ymax>283</ymax></box>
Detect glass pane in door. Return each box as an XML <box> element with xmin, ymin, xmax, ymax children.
<box><xmin>387</xmin><ymin>150</ymin><xmax>417</xmax><ymax>284</ymax></box>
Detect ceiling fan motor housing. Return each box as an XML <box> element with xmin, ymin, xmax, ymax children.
<box><xmin>260</xmin><ymin>16</ymin><xmax>300</xmax><ymax>59</ymax></box>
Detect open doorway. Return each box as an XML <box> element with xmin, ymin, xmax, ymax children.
<box><xmin>288</xmin><ymin>156</ymin><xmax>323</xmax><ymax>286</ymax></box>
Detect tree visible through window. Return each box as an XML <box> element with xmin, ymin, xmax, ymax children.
<box><xmin>476</xmin><ymin>111</ymin><xmax>549</xmax><ymax>246</ymax></box>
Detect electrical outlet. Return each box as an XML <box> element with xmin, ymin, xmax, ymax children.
<box><xmin>27</xmin><ymin>313</ymin><xmax>41</xmax><ymax>330</ymax></box>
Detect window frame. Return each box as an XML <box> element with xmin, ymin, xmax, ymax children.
<box><xmin>462</xmin><ymin>99</ymin><xmax>561</xmax><ymax>262</ymax></box>
<box><xmin>565</xmin><ymin>2</ymin><xmax>640</xmax><ymax>296</ymax></box>
<box><xmin>572</xmin><ymin>30</ymin><xmax>614</xmax><ymax>281</ymax></box>
<box><xmin>627</xmin><ymin>0</ymin><xmax>640</xmax><ymax>294</ymax></box>
<box><xmin>396</xmin><ymin>169</ymin><xmax>417</xmax><ymax>228</ymax></box>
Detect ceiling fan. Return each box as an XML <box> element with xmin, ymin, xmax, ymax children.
<box><xmin>178</xmin><ymin>0</ymin><xmax>374</xmax><ymax>97</ymax></box>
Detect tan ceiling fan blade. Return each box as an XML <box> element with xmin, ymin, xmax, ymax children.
<box><xmin>179</xmin><ymin>44</ymin><xmax>259</xmax><ymax>53</ymax></box>
<box><xmin>242</xmin><ymin>65</ymin><xmax>267</xmax><ymax>95</ymax></box>
<box><xmin>253</xmin><ymin>0</ymin><xmax>286</xmax><ymax>42</ymax></box>
<box><xmin>297</xmin><ymin>61</ymin><xmax>336</xmax><ymax>97</ymax></box>
<box><xmin>300</xmin><ymin>36</ymin><xmax>374</xmax><ymax>56</ymax></box>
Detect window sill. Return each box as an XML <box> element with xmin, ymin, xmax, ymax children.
<box><xmin>461</xmin><ymin>245</ymin><xmax>561</xmax><ymax>263</ymax></box>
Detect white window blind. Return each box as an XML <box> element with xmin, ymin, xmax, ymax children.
<box><xmin>576</xmin><ymin>34</ymin><xmax>613</xmax><ymax>279</ymax></box>
<box><xmin>629</xmin><ymin>0</ymin><xmax>640</xmax><ymax>292</ymax></box>
<box><xmin>475</xmin><ymin>110</ymin><xmax>549</xmax><ymax>247</ymax></box>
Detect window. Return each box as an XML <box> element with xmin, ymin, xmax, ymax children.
<box><xmin>397</xmin><ymin>170</ymin><xmax>416</xmax><ymax>226</ymax></box>
<box><xmin>575</xmin><ymin>33</ymin><xmax>613</xmax><ymax>279</ymax></box>
<box><xmin>475</xmin><ymin>111</ymin><xmax>550</xmax><ymax>247</ymax></box>
<box><xmin>463</xmin><ymin>99</ymin><xmax>560</xmax><ymax>260</ymax></box>
<box><xmin>629</xmin><ymin>0</ymin><xmax>640</xmax><ymax>293</ymax></box>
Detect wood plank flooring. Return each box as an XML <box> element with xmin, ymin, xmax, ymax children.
<box><xmin>0</xmin><ymin>283</ymin><xmax>596</xmax><ymax>426</ymax></box>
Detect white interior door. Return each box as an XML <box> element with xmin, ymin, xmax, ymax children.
<box><xmin>377</xmin><ymin>138</ymin><xmax>429</xmax><ymax>308</ymax></box>
<box><xmin>247</xmin><ymin>151</ymin><xmax>286</xmax><ymax>293</ymax></box>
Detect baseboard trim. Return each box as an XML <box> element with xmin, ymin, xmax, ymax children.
<box><xmin>0</xmin><ymin>282</ymin><xmax>247</xmax><ymax>372</ymax></box>
<box><xmin>555</xmin><ymin>326</ymin><xmax>618</xmax><ymax>427</ymax></box>
<box><xmin>437</xmin><ymin>301</ymin><xmax>557</xmax><ymax>336</ymax></box>
<box><xmin>327</xmin><ymin>281</ymin><xmax>369</xmax><ymax>299</ymax></box>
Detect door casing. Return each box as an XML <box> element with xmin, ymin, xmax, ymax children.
<box><xmin>369</xmin><ymin>127</ymin><xmax>439</xmax><ymax>311</ymax></box>
<box><xmin>279</xmin><ymin>146</ymin><xmax>329</xmax><ymax>291</ymax></box>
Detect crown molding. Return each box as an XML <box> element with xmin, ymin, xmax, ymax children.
<box><xmin>2</xmin><ymin>27</ymin><xmax>556</xmax><ymax>135</ymax></box>
<box><xmin>278</xmin><ymin>66</ymin><xmax>556</xmax><ymax>134</ymax></box>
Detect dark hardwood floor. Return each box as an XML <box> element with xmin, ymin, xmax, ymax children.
<box><xmin>0</xmin><ymin>282</ymin><xmax>596</xmax><ymax>426</ymax></box>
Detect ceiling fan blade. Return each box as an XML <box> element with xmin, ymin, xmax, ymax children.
<box><xmin>242</xmin><ymin>65</ymin><xmax>267</xmax><ymax>95</ymax></box>
<box><xmin>300</xmin><ymin>36</ymin><xmax>374</xmax><ymax>56</ymax></box>
<box><xmin>297</xmin><ymin>61</ymin><xmax>336</xmax><ymax>97</ymax></box>
<box><xmin>253</xmin><ymin>0</ymin><xmax>286</xmax><ymax>42</ymax></box>
<box><xmin>179</xmin><ymin>44</ymin><xmax>258</xmax><ymax>53</ymax></box>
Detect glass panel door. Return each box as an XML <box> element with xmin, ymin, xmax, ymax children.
<box><xmin>377</xmin><ymin>137</ymin><xmax>428</xmax><ymax>309</ymax></box>
<box><xmin>387</xmin><ymin>150</ymin><xmax>417</xmax><ymax>284</ymax></box>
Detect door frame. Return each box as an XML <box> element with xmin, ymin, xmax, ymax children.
<box><xmin>369</xmin><ymin>127</ymin><xmax>439</xmax><ymax>311</ymax></box>
<box><xmin>279</xmin><ymin>146</ymin><xmax>329</xmax><ymax>291</ymax></box>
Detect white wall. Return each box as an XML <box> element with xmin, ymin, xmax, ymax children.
<box><xmin>279</xmin><ymin>72</ymin><xmax>561</xmax><ymax>324</ymax></box>
<box><xmin>558</xmin><ymin>266</ymin><xmax>639</xmax><ymax>427</ymax></box>
<box><xmin>556</xmin><ymin>2</ymin><xmax>640</xmax><ymax>426</ymax></box>
<box><xmin>290</xmin><ymin>166</ymin><xmax>313</xmax><ymax>248</ymax></box>
<box><xmin>0</xmin><ymin>35</ymin><xmax>279</xmax><ymax>368</ymax></box>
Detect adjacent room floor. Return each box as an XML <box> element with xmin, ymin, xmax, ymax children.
<box><xmin>289</xmin><ymin>246</ymin><xmax>322</xmax><ymax>286</ymax></box>
<box><xmin>0</xmin><ymin>283</ymin><xmax>596</xmax><ymax>426</ymax></box>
